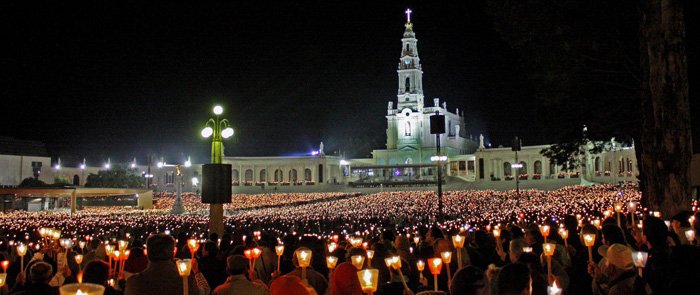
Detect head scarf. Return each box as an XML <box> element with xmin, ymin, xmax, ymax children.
<box><xmin>331</xmin><ymin>262</ymin><xmax>363</xmax><ymax>295</ymax></box>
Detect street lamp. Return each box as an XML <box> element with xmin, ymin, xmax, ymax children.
<box><xmin>202</xmin><ymin>105</ymin><xmax>234</xmax><ymax>236</ymax></box>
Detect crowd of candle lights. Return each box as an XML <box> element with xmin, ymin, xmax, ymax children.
<box><xmin>0</xmin><ymin>183</ymin><xmax>698</xmax><ymax>294</ymax></box>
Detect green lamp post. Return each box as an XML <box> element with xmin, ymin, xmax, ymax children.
<box><xmin>201</xmin><ymin>105</ymin><xmax>234</xmax><ymax>236</ymax></box>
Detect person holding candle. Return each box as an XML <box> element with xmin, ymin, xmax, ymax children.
<box><xmin>7</xmin><ymin>261</ymin><xmax>59</xmax><ymax>295</ymax></box>
<box><xmin>81</xmin><ymin>260</ymin><xmax>123</xmax><ymax>295</ymax></box>
<box><xmin>198</xmin><ymin>241</ymin><xmax>227</xmax><ymax>290</ymax></box>
<box><xmin>670</xmin><ymin>212</ymin><xmax>693</xmax><ymax>245</ymax></box>
<box><xmin>275</xmin><ymin>247</ymin><xmax>327</xmax><ymax>295</ymax></box>
<box><xmin>123</xmin><ymin>234</ymin><xmax>201</xmax><ymax>295</ymax></box>
<box><xmin>449</xmin><ymin>265</ymin><xmax>489</xmax><ymax>295</ymax></box>
<box><xmin>211</xmin><ymin>255</ymin><xmax>269</xmax><ymax>295</ymax></box>
<box><xmin>588</xmin><ymin>244</ymin><xmax>651</xmax><ymax>295</ymax></box>
<box><xmin>496</xmin><ymin>263</ymin><xmax>531</xmax><ymax>295</ymax></box>
<box><xmin>637</xmin><ymin>217</ymin><xmax>670</xmax><ymax>295</ymax></box>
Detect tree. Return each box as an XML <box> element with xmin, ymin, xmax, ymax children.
<box><xmin>84</xmin><ymin>164</ymin><xmax>145</xmax><ymax>188</ymax></box>
<box><xmin>486</xmin><ymin>0</ymin><xmax>693</xmax><ymax>216</ymax></box>
<box><xmin>638</xmin><ymin>0</ymin><xmax>692</xmax><ymax>216</ymax></box>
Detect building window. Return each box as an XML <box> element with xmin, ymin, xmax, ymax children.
<box><xmin>405</xmin><ymin>77</ymin><xmax>410</xmax><ymax>92</ymax></box>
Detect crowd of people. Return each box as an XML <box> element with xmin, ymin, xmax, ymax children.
<box><xmin>0</xmin><ymin>183</ymin><xmax>698</xmax><ymax>295</ymax></box>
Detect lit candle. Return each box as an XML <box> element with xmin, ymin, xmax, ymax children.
<box><xmin>452</xmin><ymin>235</ymin><xmax>465</xmax><ymax>268</ymax></box>
<box><xmin>176</xmin><ymin>259</ymin><xmax>192</xmax><ymax>295</ymax></box>
<box><xmin>58</xmin><ymin>282</ymin><xmax>105</xmax><ymax>295</ymax></box>
<box><xmin>0</xmin><ymin>273</ymin><xmax>6</xmax><ymax>288</ymax></box>
<box><xmin>592</xmin><ymin>219</ymin><xmax>601</xmax><ymax>229</ymax></box>
<box><xmin>328</xmin><ymin>242</ymin><xmax>337</xmax><ymax>253</ymax></box>
<box><xmin>523</xmin><ymin>247</ymin><xmax>533</xmax><ymax>253</ymax></box>
<box><xmin>547</xmin><ymin>281</ymin><xmax>562</xmax><ymax>295</ymax></box>
<box><xmin>17</xmin><ymin>244</ymin><xmax>27</xmax><ymax>277</ymax></box>
<box><xmin>559</xmin><ymin>229</ymin><xmax>569</xmax><ymax>249</ymax></box>
<box><xmin>187</xmin><ymin>239</ymin><xmax>198</xmax><ymax>260</ymax></box>
<box><xmin>1</xmin><ymin>260</ymin><xmax>9</xmax><ymax>273</ymax></box>
<box><xmin>413</xmin><ymin>236</ymin><xmax>420</xmax><ymax>245</ymax></box>
<box><xmin>351</xmin><ymin>255</ymin><xmax>366</xmax><ymax>270</ymax></box>
<box><xmin>75</xmin><ymin>254</ymin><xmax>83</xmax><ymax>273</ymax></box>
<box><xmin>584</xmin><ymin>234</ymin><xmax>596</xmax><ymax>262</ymax></box>
<box><xmin>685</xmin><ymin>230</ymin><xmax>695</xmax><ymax>245</ymax></box>
<box><xmin>326</xmin><ymin>256</ymin><xmax>338</xmax><ymax>269</ymax></box>
<box><xmin>118</xmin><ymin>240</ymin><xmax>129</xmax><ymax>252</ymax></box>
<box><xmin>366</xmin><ymin>250</ymin><xmax>375</xmax><ymax>264</ymax></box>
<box><xmin>416</xmin><ymin>260</ymin><xmax>425</xmax><ymax>280</ymax></box>
<box><xmin>275</xmin><ymin>245</ymin><xmax>284</xmax><ymax>272</ymax></box>
<box><xmin>428</xmin><ymin>258</ymin><xmax>443</xmax><ymax>292</ymax></box>
<box><xmin>441</xmin><ymin>251</ymin><xmax>453</xmax><ymax>286</ymax></box>
<box><xmin>543</xmin><ymin>243</ymin><xmax>555</xmax><ymax>285</ymax></box>
<box><xmin>357</xmin><ymin>269</ymin><xmax>379</xmax><ymax>294</ymax></box>
<box><xmin>632</xmin><ymin>251</ymin><xmax>648</xmax><ymax>277</ymax></box>
<box><xmin>540</xmin><ymin>225</ymin><xmax>550</xmax><ymax>243</ymax></box>
<box><xmin>295</xmin><ymin>249</ymin><xmax>312</xmax><ymax>280</ymax></box>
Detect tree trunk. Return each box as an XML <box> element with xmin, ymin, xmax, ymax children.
<box><xmin>638</xmin><ymin>0</ymin><xmax>692</xmax><ymax>217</ymax></box>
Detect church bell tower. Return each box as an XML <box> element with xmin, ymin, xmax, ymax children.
<box><xmin>396</xmin><ymin>9</ymin><xmax>424</xmax><ymax>112</ymax></box>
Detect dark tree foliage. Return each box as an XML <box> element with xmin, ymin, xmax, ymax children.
<box><xmin>487</xmin><ymin>0</ymin><xmax>693</xmax><ymax>215</ymax></box>
<box><xmin>18</xmin><ymin>177</ymin><xmax>48</xmax><ymax>188</ymax></box>
<box><xmin>84</xmin><ymin>163</ymin><xmax>145</xmax><ymax>188</ymax></box>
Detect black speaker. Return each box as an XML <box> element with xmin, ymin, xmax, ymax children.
<box><xmin>430</xmin><ymin>114</ymin><xmax>445</xmax><ymax>134</ymax></box>
<box><xmin>202</xmin><ymin>164</ymin><xmax>232</xmax><ymax>204</ymax></box>
<box><xmin>512</xmin><ymin>137</ymin><xmax>521</xmax><ymax>151</ymax></box>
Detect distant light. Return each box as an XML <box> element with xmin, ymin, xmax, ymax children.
<box><xmin>80</xmin><ymin>164</ymin><xmax>85</xmax><ymax>170</ymax></box>
<box><xmin>511</xmin><ymin>163</ymin><xmax>523</xmax><ymax>169</ymax></box>
<box><xmin>430</xmin><ymin>155</ymin><xmax>448</xmax><ymax>162</ymax></box>
<box><xmin>54</xmin><ymin>164</ymin><xmax>60</xmax><ymax>170</ymax></box>
<box><xmin>340</xmin><ymin>160</ymin><xmax>349</xmax><ymax>165</ymax></box>
<box><xmin>105</xmin><ymin>163</ymin><xmax>110</xmax><ymax>169</ymax></box>
<box><xmin>135</xmin><ymin>194</ymin><xmax>139</xmax><ymax>199</ymax></box>
<box><xmin>185</xmin><ymin>160</ymin><xmax>192</xmax><ymax>168</ymax></box>
<box><xmin>221</xmin><ymin>127</ymin><xmax>234</xmax><ymax>139</ymax></box>
<box><xmin>201</xmin><ymin>126</ymin><xmax>214</xmax><ymax>138</ymax></box>
<box><xmin>131</xmin><ymin>163</ymin><xmax>136</xmax><ymax>168</ymax></box>
<box><xmin>157</xmin><ymin>162</ymin><xmax>163</xmax><ymax>168</ymax></box>
<box><xmin>394</xmin><ymin>169</ymin><xmax>401</xmax><ymax>176</ymax></box>
<box><xmin>311</xmin><ymin>150</ymin><xmax>319</xmax><ymax>156</ymax></box>
<box><xmin>165</xmin><ymin>230</ymin><xmax>171</xmax><ymax>235</ymax></box>
<box><xmin>213</xmin><ymin>105</ymin><xmax>223</xmax><ymax>115</ymax></box>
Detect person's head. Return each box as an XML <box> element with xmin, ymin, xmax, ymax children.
<box><xmin>602</xmin><ymin>244</ymin><xmax>634</xmax><ymax>278</ymax></box>
<box><xmin>426</xmin><ymin>225</ymin><xmax>444</xmax><ymax>243</ymax></box>
<box><xmin>29</xmin><ymin>261</ymin><xmax>53</xmax><ymax>284</ymax></box>
<box><xmin>642</xmin><ymin>217</ymin><xmax>668</xmax><ymax>247</ymax></box>
<box><xmin>82</xmin><ymin>260</ymin><xmax>110</xmax><ymax>286</ymax></box>
<box><xmin>270</xmin><ymin>275</ymin><xmax>311</xmax><ymax>295</ymax></box>
<box><xmin>496</xmin><ymin>263</ymin><xmax>531</xmax><ymax>295</ymax></box>
<box><xmin>226</xmin><ymin>255</ymin><xmax>249</xmax><ymax>276</ymax></box>
<box><xmin>146</xmin><ymin>233</ymin><xmax>176</xmax><ymax>261</ymax></box>
<box><xmin>202</xmin><ymin>241</ymin><xmax>219</xmax><ymax>257</ymax></box>
<box><xmin>433</xmin><ymin>238</ymin><xmax>452</xmax><ymax>257</ymax></box>
<box><xmin>450</xmin><ymin>266</ymin><xmax>488</xmax><ymax>295</ymax></box>
<box><xmin>671</xmin><ymin>212</ymin><xmax>691</xmax><ymax>231</ymax></box>
<box><xmin>601</xmin><ymin>225</ymin><xmax>625</xmax><ymax>246</ymax></box>
<box><xmin>330</xmin><ymin>262</ymin><xmax>363</xmax><ymax>295</ymax></box>
<box><xmin>516</xmin><ymin>252</ymin><xmax>544</xmax><ymax>275</ymax></box>
<box><xmin>509</xmin><ymin>239</ymin><xmax>528</xmax><ymax>263</ymax></box>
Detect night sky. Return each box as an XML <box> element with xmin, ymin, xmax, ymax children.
<box><xmin>2</xmin><ymin>2</ymin><xmax>697</xmax><ymax>167</ymax></box>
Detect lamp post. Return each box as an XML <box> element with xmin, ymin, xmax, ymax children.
<box><xmin>430</xmin><ymin>111</ymin><xmax>446</xmax><ymax>222</ymax></box>
<box><xmin>201</xmin><ymin>105</ymin><xmax>234</xmax><ymax>237</ymax></box>
<box><xmin>512</xmin><ymin>137</ymin><xmax>521</xmax><ymax>199</ymax></box>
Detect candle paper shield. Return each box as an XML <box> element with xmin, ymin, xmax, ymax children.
<box><xmin>351</xmin><ymin>255</ymin><xmax>365</xmax><ymax>269</ymax></box>
<box><xmin>416</xmin><ymin>260</ymin><xmax>425</xmax><ymax>272</ymax></box>
<box><xmin>357</xmin><ymin>269</ymin><xmax>379</xmax><ymax>293</ymax></box>
<box><xmin>275</xmin><ymin>245</ymin><xmax>285</xmax><ymax>256</ymax></box>
<box><xmin>440</xmin><ymin>251</ymin><xmax>452</xmax><ymax>264</ymax></box>
<box><xmin>632</xmin><ymin>251</ymin><xmax>648</xmax><ymax>268</ymax></box>
<box><xmin>543</xmin><ymin>243</ymin><xmax>555</xmax><ymax>256</ymax></box>
<box><xmin>296</xmin><ymin>249</ymin><xmax>312</xmax><ymax>268</ymax></box>
<box><xmin>0</xmin><ymin>273</ymin><xmax>6</xmax><ymax>288</ymax></box>
<box><xmin>427</xmin><ymin>258</ymin><xmax>442</xmax><ymax>275</ymax></box>
<box><xmin>452</xmin><ymin>235</ymin><xmax>465</xmax><ymax>248</ymax></box>
<box><xmin>176</xmin><ymin>259</ymin><xmax>192</xmax><ymax>276</ymax></box>
<box><xmin>540</xmin><ymin>225</ymin><xmax>550</xmax><ymax>237</ymax></box>
<box><xmin>326</xmin><ymin>256</ymin><xmax>338</xmax><ymax>269</ymax></box>
<box><xmin>584</xmin><ymin>234</ymin><xmax>596</xmax><ymax>247</ymax></box>
<box><xmin>59</xmin><ymin>282</ymin><xmax>106</xmax><ymax>295</ymax></box>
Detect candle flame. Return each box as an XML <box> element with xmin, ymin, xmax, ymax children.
<box><xmin>76</xmin><ymin>289</ymin><xmax>87</xmax><ymax>295</ymax></box>
<box><xmin>363</xmin><ymin>270</ymin><xmax>373</xmax><ymax>285</ymax></box>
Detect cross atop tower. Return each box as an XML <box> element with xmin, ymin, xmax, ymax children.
<box><xmin>405</xmin><ymin>9</ymin><xmax>412</xmax><ymax>23</ymax></box>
